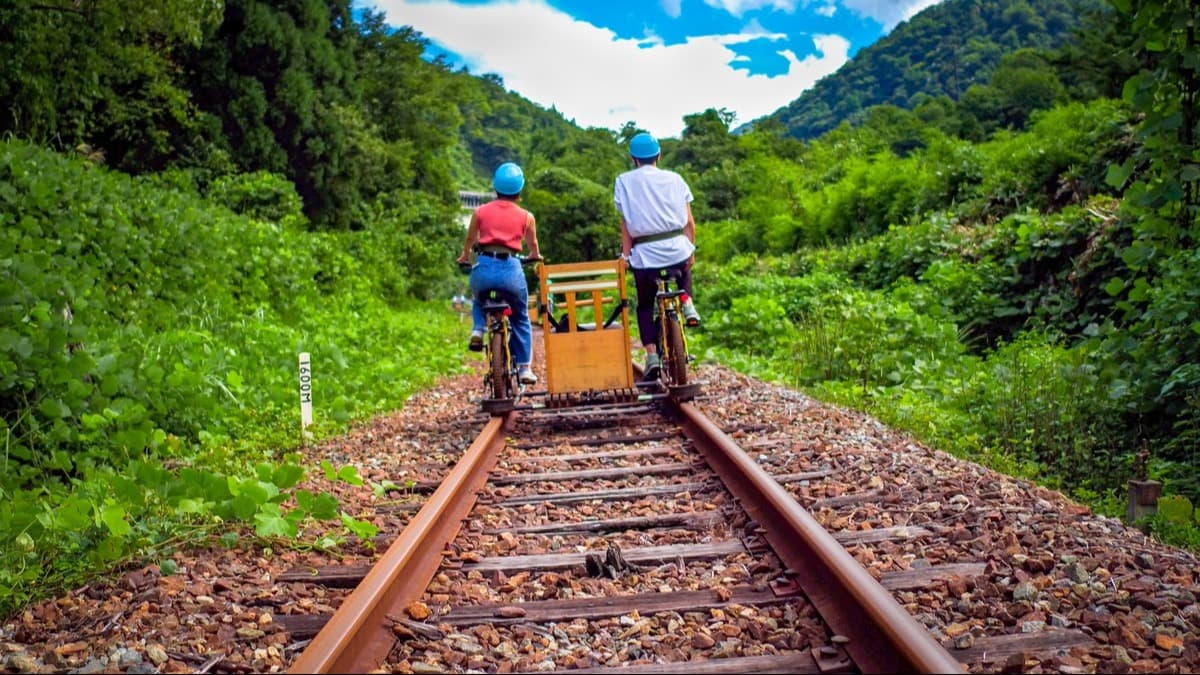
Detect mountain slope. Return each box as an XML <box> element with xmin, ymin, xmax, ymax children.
<box><xmin>747</xmin><ymin>0</ymin><xmax>1104</xmax><ymax>139</ymax></box>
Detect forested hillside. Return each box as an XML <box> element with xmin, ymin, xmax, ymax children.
<box><xmin>2</xmin><ymin>0</ymin><xmax>1199</xmax><ymax>618</ymax></box>
<box><xmin>747</xmin><ymin>0</ymin><xmax>1126</xmax><ymax>140</ymax></box>
<box><xmin>0</xmin><ymin>0</ymin><xmax>613</xmax><ymax>229</ymax></box>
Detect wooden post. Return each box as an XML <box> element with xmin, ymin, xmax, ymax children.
<box><xmin>1126</xmin><ymin>479</ymin><xmax>1162</xmax><ymax>524</ymax></box>
<box><xmin>299</xmin><ymin>353</ymin><xmax>313</xmax><ymax>443</ymax></box>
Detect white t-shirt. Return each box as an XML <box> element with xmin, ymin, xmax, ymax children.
<box><xmin>613</xmin><ymin>165</ymin><xmax>695</xmax><ymax>269</ymax></box>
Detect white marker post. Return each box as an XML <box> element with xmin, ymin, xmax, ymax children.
<box><xmin>298</xmin><ymin>352</ymin><xmax>313</xmax><ymax>439</ymax></box>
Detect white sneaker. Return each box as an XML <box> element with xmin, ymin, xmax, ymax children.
<box><xmin>517</xmin><ymin>366</ymin><xmax>538</xmax><ymax>385</ymax></box>
<box><xmin>681</xmin><ymin>299</ymin><xmax>701</xmax><ymax>327</ymax></box>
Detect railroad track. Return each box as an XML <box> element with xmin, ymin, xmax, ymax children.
<box><xmin>274</xmin><ymin>389</ymin><xmax>978</xmax><ymax>674</ymax></box>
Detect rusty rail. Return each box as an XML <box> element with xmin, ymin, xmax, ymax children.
<box><xmin>672</xmin><ymin>399</ymin><xmax>963</xmax><ymax>674</ymax></box>
<box><xmin>292</xmin><ymin>386</ymin><xmax>962</xmax><ymax>674</ymax></box>
<box><xmin>289</xmin><ymin>412</ymin><xmax>514</xmax><ymax>673</ymax></box>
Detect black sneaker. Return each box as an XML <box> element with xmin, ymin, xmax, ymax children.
<box><xmin>468</xmin><ymin>331</ymin><xmax>483</xmax><ymax>352</ymax></box>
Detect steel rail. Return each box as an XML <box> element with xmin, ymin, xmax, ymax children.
<box><xmin>672</xmin><ymin>399</ymin><xmax>963</xmax><ymax>674</ymax></box>
<box><xmin>289</xmin><ymin>412</ymin><xmax>515</xmax><ymax>673</ymax></box>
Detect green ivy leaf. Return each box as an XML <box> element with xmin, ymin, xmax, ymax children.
<box><xmin>99</xmin><ymin>504</ymin><xmax>132</xmax><ymax>537</ymax></box>
<box><xmin>336</xmin><ymin>464</ymin><xmax>364</xmax><ymax>487</ymax></box>
<box><xmin>271</xmin><ymin>464</ymin><xmax>305</xmax><ymax>490</ymax></box>
<box><xmin>340</xmin><ymin>512</ymin><xmax>378</xmax><ymax>541</ymax></box>
<box><xmin>295</xmin><ymin>490</ymin><xmax>339</xmax><ymax>520</ymax></box>
<box><xmin>1105</xmin><ymin>161</ymin><xmax>1133</xmax><ymax>188</ymax></box>
<box><xmin>230</xmin><ymin>494</ymin><xmax>259</xmax><ymax>520</ymax></box>
<box><xmin>176</xmin><ymin>498</ymin><xmax>206</xmax><ymax>514</ymax></box>
<box><xmin>254</xmin><ymin>504</ymin><xmax>298</xmax><ymax>539</ymax></box>
<box><xmin>1158</xmin><ymin>495</ymin><xmax>1193</xmax><ymax>524</ymax></box>
<box><xmin>37</xmin><ymin>398</ymin><xmax>71</xmax><ymax>419</ymax></box>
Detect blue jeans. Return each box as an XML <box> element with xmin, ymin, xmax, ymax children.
<box><xmin>469</xmin><ymin>256</ymin><xmax>532</xmax><ymax>367</ymax></box>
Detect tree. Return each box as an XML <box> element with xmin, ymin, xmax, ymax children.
<box><xmin>674</xmin><ymin>108</ymin><xmax>742</xmax><ymax>172</ymax></box>
<box><xmin>1101</xmin><ymin>0</ymin><xmax>1200</xmax><ymax>450</ymax></box>
<box><xmin>183</xmin><ymin>0</ymin><xmax>363</xmax><ymax>227</ymax></box>
<box><xmin>523</xmin><ymin>168</ymin><xmax>617</xmax><ymax>264</ymax></box>
<box><xmin>0</xmin><ymin>0</ymin><xmax>225</xmax><ymax>171</ymax></box>
<box><xmin>354</xmin><ymin>16</ymin><xmax>464</xmax><ymax>202</ymax></box>
<box><xmin>989</xmin><ymin>50</ymin><xmax>1067</xmax><ymax>128</ymax></box>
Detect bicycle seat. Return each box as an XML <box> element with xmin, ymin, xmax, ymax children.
<box><xmin>477</xmin><ymin>292</ymin><xmax>512</xmax><ymax>314</ymax></box>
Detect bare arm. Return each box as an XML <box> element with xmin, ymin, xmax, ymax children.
<box><xmin>620</xmin><ymin>217</ymin><xmax>633</xmax><ymax>259</ymax></box>
<box><xmin>458</xmin><ymin>211</ymin><xmax>480</xmax><ymax>264</ymax></box>
<box><xmin>524</xmin><ymin>212</ymin><xmax>541</xmax><ymax>259</ymax></box>
<box><xmin>684</xmin><ymin>203</ymin><xmax>696</xmax><ymax>267</ymax></box>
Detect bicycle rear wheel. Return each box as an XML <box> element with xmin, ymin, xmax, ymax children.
<box><xmin>489</xmin><ymin>327</ymin><xmax>510</xmax><ymax>399</ymax></box>
<box><xmin>664</xmin><ymin>315</ymin><xmax>688</xmax><ymax>386</ymax></box>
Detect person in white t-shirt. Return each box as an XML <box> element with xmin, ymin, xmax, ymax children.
<box><xmin>613</xmin><ymin>132</ymin><xmax>701</xmax><ymax>380</ymax></box>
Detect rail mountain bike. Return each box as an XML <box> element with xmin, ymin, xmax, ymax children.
<box><xmin>651</xmin><ymin>267</ymin><xmax>701</xmax><ymax>400</ymax></box>
<box><xmin>460</xmin><ymin>257</ymin><xmax>540</xmax><ymax>414</ymax></box>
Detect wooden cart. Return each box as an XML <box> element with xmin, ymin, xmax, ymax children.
<box><xmin>537</xmin><ymin>259</ymin><xmax>634</xmax><ymax>395</ymax></box>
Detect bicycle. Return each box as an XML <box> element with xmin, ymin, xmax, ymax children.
<box><xmin>650</xmin><ymin>267</ymin><xmax>701</xmax><ymax>400</ymax></box>
<box><xmin>460</xmin><ymin>256</ymin><xmax>541</xmax><ymax>413</ymax></box>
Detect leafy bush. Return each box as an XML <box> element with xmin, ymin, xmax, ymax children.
<box><xmin>961</xmin><ymin>334</ymin><xmax>1123</xmax><ymax>489</ymax></box>
<box><xmin>206</xmin><ymin>170</ymin><xmax>306</xmax><ymax>227</ymax></box>
<box><xmin>969</xmin><ymin>99</ymin><xmax>1132</xmax><ymax>220</ymax></box>
<box><xmin>0</xmin><ymin>140</ymin><xmax>467</xmax><ymax>616</ymax></box>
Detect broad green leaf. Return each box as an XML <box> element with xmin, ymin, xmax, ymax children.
<box><xmin>230</xmin><ymin>494</ymin><xmax>259</xmax><ymax>520</ymax></box>
<box><xmin>320</xmin><ymin>460</ymin><xmax>337</xmax><ymax>481</ymax></box>
<box><xmin>1158</xmin><ymin>495</ymin><xmax>1193</xmax><ymax>524</ymax></box>
<box><xmin>176</xmin><ymin>498</ymin><xmax>206</xmax><ymax>514</ymax></box>
<box><xmin>340</xmin><ymin>512</ymin><xmax>379</xmax><ymax>541</ymax></box>
<box><xmin>294</xmin><ymin>489</ymin><xmax>338</xmax><ymax>520</ymax></box>
<box><xmin>99</xmin><ymin>505</ymin><xmax>132</xmax><ymax>537</ymax></box>
<box><xmin>337</xmin><ymin>464</ymin><xmax>364</xmax><ymax>486</ymax></box>
<box><xmin>255</xmin><ymin>504</ymin><xmax>298</xmax><ymax>539</ymax></box>
<box><xmin>271</xmin><ymin>464</ymin><xmax>305</xmax><ymax>490</ymax></box>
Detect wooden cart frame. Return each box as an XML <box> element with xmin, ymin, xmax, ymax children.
<box><xmin>537</xmin><ymin>259</ymin><xmax>634</xmax><ymax>395</ymax></box>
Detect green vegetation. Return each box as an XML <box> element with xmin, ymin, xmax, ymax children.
<box><xmin>754</xmin><ymin>0</ymin><xmax>1123</xmax><ymax>140</ymax></box>
<box><xmin>685</xmin><ymin>0</ymin><xmax>1200</xmax><ymax>549</ymax></box>
<box><xmin>0</xmin><ymin>140</ymin><xmax>464</xmax><ymax>615</ymax></box>
<box><xmin>3</xmin><ymin>0</ymin><xmax>1200</xmax><ymax>616</ymax></box>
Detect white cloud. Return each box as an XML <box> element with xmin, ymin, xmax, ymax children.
<box><xmin>371</xmin><ymin>0</ymin><xmax>849</xmax><ymax>139</ymax></box>
<box><xmin>701</xmin><ymin>0</ymin><xmax>799</xmax><ymax>18</ymax></box>
<box><xmin>842</xmin><ymin>0</ymin><xmax>944</xmax><ymax>30</ymax></box>
<box><xmin>659</xmin><ymin>0</ymin><xmax>682</xmax><ymax>19</ymax></box>
<box><xmin>742</xmin><ymin>18</ymin><xmax>772</xmax><ymax>36</ymax></box>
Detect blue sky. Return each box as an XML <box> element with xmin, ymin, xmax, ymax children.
<box><xmin>361</xmin><ymin>0</ymin><xmax>947</xmax><ymax>139</ymax></box>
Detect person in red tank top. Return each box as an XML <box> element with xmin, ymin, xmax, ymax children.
<box><xmin>457</xmin><ymin>163</ymin><xmax>542</xmax><ymax>385</ymax></box>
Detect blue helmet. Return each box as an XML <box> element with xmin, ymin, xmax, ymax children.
<box><xmin>492</xmin><ymin>162</ymin><xmax>525</xmax><ymax>195</ymax></box>
<box><xmin>629</xmin><ymin>132</ymin><xmax>660</xmax><ymax>160</ymax></box>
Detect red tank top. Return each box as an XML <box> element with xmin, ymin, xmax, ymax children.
<box><xmin>475</xmin><ymin>200</ymin><xmax>528</xmax><ymax>252</ymax></box>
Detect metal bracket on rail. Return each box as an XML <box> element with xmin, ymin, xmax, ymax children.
<box><xmin>811</xmin><ymin>643</ymin><xmax>854</xmax><ymax>673</ymax></box>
